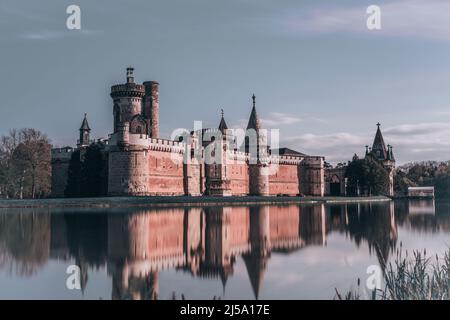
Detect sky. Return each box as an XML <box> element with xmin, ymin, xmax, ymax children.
<box><xmin>1</xmin><ymin>0</ymin><xmax>450</xmax><ymax>165</ymax></box>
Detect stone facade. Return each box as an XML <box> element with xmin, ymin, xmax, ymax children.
<box><xmin>51</xmin><ymin>68</ymin><xmax>325</xmax><ymax>198</ymax></box>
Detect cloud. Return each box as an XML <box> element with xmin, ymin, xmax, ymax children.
<box><xmin>282</xmin><ymin>132</ymin><xmax>368</xmax><ymax>163</ymax></box>
<box><xmin>18</xmin><ymin>29</ymin><xmax>100</xmax><ymax>41</ymax></box>
<box><xmin>282</xmin><ymin>122</ymin><xmax>450</xmax><ymax>164</ymax></box>
<box><xmin>262</xmin><ymin>112</ymin><xmax>303</xmax><ymax>127</ymax></box>
<box><xmin>277</xmin><ymin>0</ymin><xmax>450</xmax><ymax>42</ymax></box>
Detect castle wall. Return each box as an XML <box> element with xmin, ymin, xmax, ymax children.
<box><xmin>147</xmin><ymin>150</ymin><xmax>184</xmax><ymax>196</ymax></box>
<box><xmin>51</xmin><ymin>160</ymin><xmax>70</xmax><ymax>198</ymax></box>
<box><xmin>301</xmin><ymin>157</ymin><xmax>325</xmax><ymax>197</ymax></box>
<box><xmin>228</xmin><ymin>163</ymin><xmax>249</xmax><ymax>196</ymax></box>
<box><xmin>108</xmin><ymin>149</ymin><xmax>151</xmax><ymax>196</ymax></box>
<box><xmin>268</xmin><ymin>163</ymin><xmax>301</xmax><ymax>196</ymax></box>
<box><xmin>51</xmin><ymin>148</ymin><xmax>73</xmax><ymax>198</ymax></box>
<box><xmin>108</xmin><ymin>142</ymin><xmax>185</xmax><ymax>196</ymax></box>
<box><xmin>183</xmin><ymin>163</ymin><xmax>202</xmax><ymax>196</ymax></box>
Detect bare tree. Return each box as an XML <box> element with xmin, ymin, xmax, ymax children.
<box><xmin>0</xmin><ymin>129</ymin><xmax>51</xmax><ymax>199</ymax></box>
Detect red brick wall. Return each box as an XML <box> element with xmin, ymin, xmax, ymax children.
<box><xmin>228</xmin><ymin>163</ymin><xmax>249</xmax><ymax>195</ymax></box>
<box><xmin>268</xmin><ymin>164</ymin><xmax>301</xmax><ymax>196</ymax></box>
<box><xmin>108</xmin><ymin>149</ymin><xmax>185</xmax><ymax>196</ymax></box>
<box><xmin>147</xmin><ymin>150</ymin><xmax>184</xmax><ymax>195</ymax></box>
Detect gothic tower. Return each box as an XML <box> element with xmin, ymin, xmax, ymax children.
<box><xmin>204</xmin><ymin>111</ymin><xmax>232</xmax><ymax>196</ymax></box>
<box><xmin>77</xmin><ymin>113</ymin><xmax>91</xmax><ymax>148</ymax></box>
<box><xmin>246</xmin><ymin>94</ymin><xmax>269</xmax><ymax>196</ymax></box>
<box><xmin>367</xmin><ymin>123</ymin><xmax>396</xmax><ymax>196</ymax></box>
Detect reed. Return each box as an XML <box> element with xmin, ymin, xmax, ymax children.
<box><xmin>335</xmin><ymin>248</ymin><xmax>450</xmax><ymax>300</ymax></box>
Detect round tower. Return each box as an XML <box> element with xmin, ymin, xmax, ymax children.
<box><xmin>246</xmin><ymin>94</ymin><xmax>269</xmax><ymax>196</ymax></box>
<box><xmin>107</xmin><ymin>148</ymin><xmax>150</xmax><ymax>196</ymax></box>
<box><xmin>110</xmin><ymin>67</ymin><xmax>145</xmax><ymax>133</ymax></box>
<box><xmin>143</xmin><ymin>81</ymin><xmax>160</xmax><ymax>138</ymax></box>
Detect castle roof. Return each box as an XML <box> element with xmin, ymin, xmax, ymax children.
<box><xmin>80</xmin><ymin>114</ymin><xmax>91</xmax><ymax>131</ymax></box>
<box><xmin>371</xmin><ymin>123</ymin><xmax>388</xmax><ymax>160</ymax></box>
<box><xmin>274</xmin><ymin>148</ymin><xmax>307</xmax><ymax>157</ymax></box>
<box><xmin>246</xmin><ymin>94</ymin><xmax>261</xmax><ymax>132</ymax></box>
<box><xmin>218</xmin><ymin>109</ymin><xmax>228</xmax><ymax>134</ymax></box>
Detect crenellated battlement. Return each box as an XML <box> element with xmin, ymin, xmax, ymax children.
<box><xmin>52</xmin><ymin>68</ymin><xmax>326</xmax><ymax>198</ymax></box>
<box><xmin>110</xmin><ymin>83</ymin><xmax>145</xmax><ymax>98</ymax></box>
<box><xmin>227</xmin><ymin>149</ymin><xmax>249</xmax><ymax>162</ymax></box>
<box><xmin>148</xmin><ymin>137</ymin><xmax>185</xmax><ymax>154</ymax></box>
<box><xmin>271</xmin><ymin>154</ymin><xmax>304</xmax><ymax>165</ymax></box>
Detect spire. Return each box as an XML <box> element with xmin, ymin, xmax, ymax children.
<box><xmin>247</xmin><ymin>94</ymin><xmax>261</xmax><ymax>132</ymax></box>
<box><xmin>218</xmin><ymin>108</ymin><xmax>228</xmax><ymax>133</ymax></box>
<box><xmin>80</xmin><ymin>113</ymin><xmax>91</xmax><ymax>131</ymax></box>
<box><xmin>371</xmin><ymin>122</ymin><xmax>388</xmax><ymax>160</ymax></box>
<box><xmin>387</xmin><ymin>145</ymin><xmax>395</xmax><ymax>161</ymax></box>
<box><xmin>243</xmin><ymin>253</ymin><xmax>268</xmax><ymax>300</ymax></box>
<box><xmin>78</xmin><ymin>113</ymin><xmax>91</xmax><ymax>147</ymax></box>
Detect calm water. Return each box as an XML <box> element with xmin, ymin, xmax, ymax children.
<box><xmin>0</xmin><ymin>200</ymin><xmax>449</xmax><ymax>300</ymax></box>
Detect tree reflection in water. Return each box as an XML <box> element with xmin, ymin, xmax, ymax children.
<box><xmin>0</xmin><ymin>199</ymin><xmax>444</xmax><ymax>299</ymax></box>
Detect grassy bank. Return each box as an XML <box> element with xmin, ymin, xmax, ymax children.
<box><xmin>0</xmin><ymin>195</ymin><xmax>391</xmax><ymax>209</ymax></box>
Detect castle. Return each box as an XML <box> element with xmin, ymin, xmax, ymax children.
<box><xmin>51</xmin><ymin>68</ymin><xmax>325</xmax><ymax>198</ymax></box>
<box><xmin>324</xmin><ymin>123</ymin><xmax>396</xmax><ymax>197</ymax></box>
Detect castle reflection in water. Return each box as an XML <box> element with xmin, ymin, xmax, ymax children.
<box><xmin>0</xmin><ymin>200</ymin><xmax>448</xmax><ymax>300</ymax></box>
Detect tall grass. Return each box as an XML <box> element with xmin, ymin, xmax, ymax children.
<box><xmin>335</xmin><ymin>248</ymin><xmax>450</xmax><ymax>300</ymax></box>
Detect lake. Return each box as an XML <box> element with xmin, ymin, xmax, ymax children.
<box><xmin>0</xmin><ymin>199</ymin><xmax>448</xmax><ymax>300</ymax></box>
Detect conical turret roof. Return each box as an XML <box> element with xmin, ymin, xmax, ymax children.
<box><xmin>80</xmin><ymin>113</ymin><xmax>91</xmax><ymax>131</ymax></box>
<box><xmin>246</xmin><ymin>94</ymin><xmax>261</xmax><ymax>132</ymax></box>
<box><xmin>218</xmin><ymin>109</ymin><xmax>228</xmax><ymax>134</ymax></box>
<box><xmin>371</xmin><ymin>123</ymin><xmax>387</xmax><ymax>160</ymax></box>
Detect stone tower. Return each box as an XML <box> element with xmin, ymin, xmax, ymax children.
<box><xmin>246</xmin><ymin>94</ymin><xmax>269</xmax><ymax>196</ymax></box>
<box><xmin>110</xmin><ymin>68</ymin><xmax>146</xmax><ymax>134</ymax></box>
<box><xmin>204</xmin><ymin>111</ymin><xmax>232</xmax><ymax>196</ymax></box>
<box><xmin>367</xmin><ymin>123</ymin><xmax>396</xmax><ymax>196</ymax></box>
<box><xmin>143</xmin><ymin>81</ymin><xmax>160</xmax><ymax>138</ymax></box>
<box><xmin>77</xmin><ymin>113</ymin><xmax>91</xmax><ymax>147</ymax></box>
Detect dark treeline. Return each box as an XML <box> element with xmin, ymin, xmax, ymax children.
<box><xmin>65</xmin><ymin>144</ymin><xmax>108</xmax><ymax>198</ymax></box>
<box><xmin>0</xmin><ymin>129</ymin><xmax>51</xmax><ymax>199</ymax></box>
<box><xmin>395</xmin><ymin>161</ymin><xmax>450</xmax><ymax>198</ymax></box>
<box><xmin>345</xmin><ymin>154</ymin><xmax>390</xmax><ymax>196</ymax></box>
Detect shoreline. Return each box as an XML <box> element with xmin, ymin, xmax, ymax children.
<box><xmin>0</xmin><ymin>195</ymin><xmax>392</xmax><ymax>209</ymax></box>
